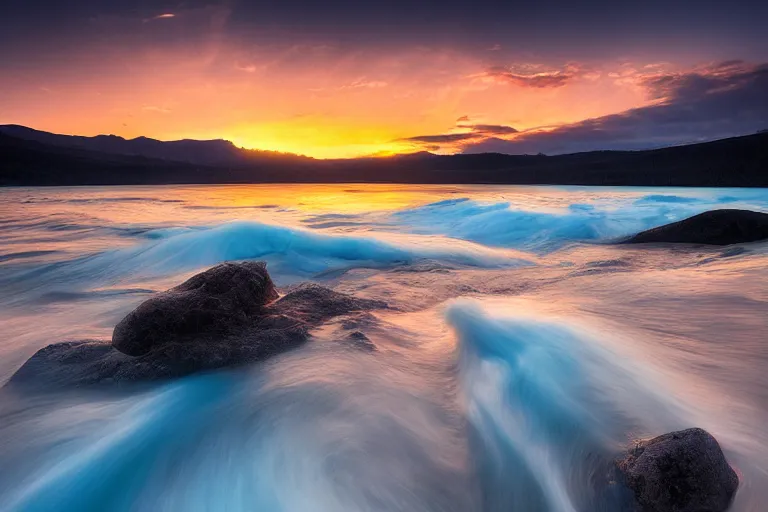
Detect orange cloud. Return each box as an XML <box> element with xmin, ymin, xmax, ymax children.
<box><xmin>142</xmin><ymin>106</ymin><xmax>172</xmax><ymax>114</ymax></box>
<box><xmin>0</xmin><ymin>32</ymin><xmax>689</xmax><ymax>158</ymax></box>
<box><xmin>342</xmin><ymin>79</ymin><xmax>388</xmax><ymax>90</ymax></box>
<box><xmin>478</xmin><ymin>66</ymin><xmax>573</xmax><ymax>88</ymax></box>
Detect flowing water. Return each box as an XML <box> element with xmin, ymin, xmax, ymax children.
<box><xmin>0</xmin><ymin>184</ymin><xmax>767</xmax><ymax>512</ymax></box>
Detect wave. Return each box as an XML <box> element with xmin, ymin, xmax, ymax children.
<box><xmin>2</xmin><ymin>340</ymin><xmax>476</xmax><ymax>512</ymax></box>
<box><xmin>633</xmin><ymin>194</ymin><xmax>705</xmax><ymax>204</ymax></box>
<box><xmin>0</xmin><ymin>250</ymin><xmax>64</xmax><ymax>264</ymax></box>
<box><xmin>391</xmin><ymin>198</ymin><xmax>653</xmax><ymax>251</ymax></box>
<box><xmin>390</xmin><ymin>191</ymin><xmax>768</xmax><ymax>252</ymax></box>
<box><xmin>138</xmin><ymin>227</ymin><xmax>199</xmax><ymax>239</ymax></box>
<box><xmin>0</xmin><ymin>214</ymin><xmax>154</xmax><ymax>240</ymax></box>
<box><xmin>183</xmin><ymin>204</ymin><xmax>279</xmax><ymax>210</ymax></box>
<box><xmin>108</xmin><ymin>221</ymin><xmax>527</xmax><ymax>277</ymax></box>
<box><xmin>0</xmin><ymin>221</ymin><xmax>530</xmax><ymax>303</ymax></box>
<box><xmin>4</xmin><ymin>375</ymin><xmax>237</xmax><ymax>512</ymax></box>
<box><xmin>446</xmin><ymin>300</ymin><xmax>687</xmax><ymax>511</ymax></box>
<box><xmin>21</xmin><ymin>197</ymin><xmax>185</xmax><ymax>205</ymax></box>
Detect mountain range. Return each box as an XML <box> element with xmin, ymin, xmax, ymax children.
<box><xmin>1</xmin><ymin>125</ymin><xmax>766</xmax><ymax>187</ymax></box>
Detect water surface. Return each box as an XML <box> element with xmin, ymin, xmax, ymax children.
<box><xmin>1</xmin><ymin>184</ymin><xmax>767</xmax><ymax>511</ymax></box>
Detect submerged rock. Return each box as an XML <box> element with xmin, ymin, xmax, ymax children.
<box><xmin>719</xmin><ymin>247</ymin><xmax>748</xmax><ymax>258</ymax></box>
<box><xmin>8</xmin><ymin>340</ymin><xmax>132</xmax><ymax>387</ymax></box>
<box><xmin>623</xmin><ymin>209</ymin><xmax>768</xmax><ymax>245</ymax></box>
<box><xmin>8</xmin><ymin>262</ymin><xmax>387</xmax><ymax>388</ymax></box>
<box><xmin>271</xmin><ymin>283</ymin><xmax>386</xmax><ymax>324</ymax></box>
<box><xmin>585</xmin><ymin>259</ymin><xmax>632</xmax><ymax>268</ymax></box>
<box><xmin>344</xmin><ymin>330</ymin><xmax>377</xmax><ymax>351</ymax></box>
<box><xmin>616</xmin><ymin>428</ymin><xmax>739</xmax><ymax>512</ymax></box>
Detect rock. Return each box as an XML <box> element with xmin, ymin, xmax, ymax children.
<box><xmin>113</xmin><ymin>261</ymin><xmax>278</xmax><ymax>356</ymax></box>
<box><xmin>616</xmin><ymin>428</ymin><xmax>739</xmax><ymax>512</ymax></box>
<box><xmin>269</xmin><ymin>283</ymin><xmax>387</xmax><ymax>324</ymax></box>
<box><xmin>7</xmin><ymin>341</ymin><xmax>132</xmax><ymax>388</ymax></box>
<box><xmin>340</xmin><ymin>312</ymin><xmax>379</xmax><ymax>330</ymax></box>
<box><xmin>623</xmin><ymin>209</ymin><xmax>768</xmax><ymax>245</ymax></box>
<box><xmin>585</xmin><ymin>259</ymin><xmax>632</xmax><ymax>268</ymax></box>
<box><xmin>8</xmin><ymin>262</ymin><xmax>387</xmax><ymax>388</ymax></box>
<box><xmin>344</xmin><ymin>331</ymin><xmax>376</xmax><ymax>351</ymax></box>
<box><xmin>719</xmin><ymin>247</ymin><xmax>748</xmax><ymax>258</ymax></box>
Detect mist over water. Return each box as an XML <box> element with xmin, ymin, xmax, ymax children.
<box><xmin>1</xmin><ymin>184</ymin><xmax>767</xmax><ymax>511</ymax></box>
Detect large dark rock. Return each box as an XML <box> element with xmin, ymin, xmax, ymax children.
<box><xmin>616</xmin><ymin>428</ymin><xmax>739</xmax><ymax>512</ymax></box>
<box><xmin>7</xmin><ymin>341</ymin><xmax>132</xmax><ymax>387</ymax></box>
<box><xmin>113</xmin><ymin>261</ymin><xmax>279</xmax><ymax>356</ymax></box>
<box><xmin>8</xmin><ymin>262</ymin><xmax>386</xmax><ymax>388</ymax></box>
<box><xmin>268</xmin><ymin>283</ymin><xmax>386</xmax><ymax>324</ymax></box>
<box><xmin>624</xmin><ymin>209</ymin><xmax>768</xmax><ymax>245</ymax></box>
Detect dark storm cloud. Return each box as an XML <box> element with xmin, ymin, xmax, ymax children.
<box><xmin>401</xmin><ymin>123</ymin><xmax>518</xmax><ymax>145</ymax></box>
<box><xmin>639</xmin><ymin>61</ymin><xmax>757</xmax><ymax>101</ymax></box>
<box><xmin>401</xmin><ymin>133</ymin><xmax>479</xmax><ymax>144</ymax></box>
<box><xmin>466</xmin><ymin>124</ymin><xmax>519</xmax><ymax>135</ymax></box>
<box><xmin>462</xmin><ymin>62</ymin><xmax>768</xmax><ymax>155</ymax></box>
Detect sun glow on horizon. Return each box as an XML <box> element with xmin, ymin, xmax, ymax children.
<box><xmin>1</xmin><ymin>34</ymin><xmax>729</xmax><ymax>159</ymax></box>
<box><xmin>1</xmin><ymin>0</ymin><xmax>766</xmax><ymax>160</ymax></box>
<box><xmin>224</xmin><ymin>120</ymin><xmax>421</xmax><ymax>158</ymax></box>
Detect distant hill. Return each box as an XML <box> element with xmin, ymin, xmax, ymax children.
<box><xmin>0</xmin><ymin>125</ymin><xmax>243</xmax><ymax>166</ymax></box>
<box><xmin>1</xmin><ymin>125</ymin><xmax>766</xmax><ymax>187</ymax></box>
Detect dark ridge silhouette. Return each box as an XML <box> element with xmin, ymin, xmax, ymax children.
<box><xmin>0</xmin><ymin>124</ymin><xmax>313</xmax><ymax>167</ymax></box>
<box><xmin>0</xmin><ymin>124</ymin><xmax>241</xmax><ymax>165</ymax></box>
<box><xmin>1</xmin><ymin>126</ymin><xmax>767</xmax><ymax>186</ymax></box>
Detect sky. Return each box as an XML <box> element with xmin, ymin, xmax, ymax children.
<box><xmin>1</xmin><ymin>0</ymin><xmax>766</xmax><ymax>158</ymax></box>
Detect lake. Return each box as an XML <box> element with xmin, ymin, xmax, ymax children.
<box><xmin>1</xmin><ymin>184</ymin><xmax>767</xmax><ymax>511</ymax></box>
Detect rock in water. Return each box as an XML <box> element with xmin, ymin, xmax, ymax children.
<box><xmin>623</xmin><ymin>209</ymin><xmax>768</xmax><ymax>245</ymax></box>
<box><xmin>7</xmin><ymin>340</ymin><xmax>133</xmax><ymax>388</ymax></box>
<box><xmin>8</xmin><ymin>262</ymin><xmax>387</xmax><ymax>388</ymax></box>
<box><xmin>616</xmin><ymin>428</ymin><xmax>739</xmax><ymax>512</ymax></box>
<box><xmin>269</xmin><ymin>283</ymin><xmax>386</xmax><ymax>324</ymax></box>
<box><xmin>113</xmin><ymin>261</ymin><xmax>279</xmax><ymax>356</ymax></box>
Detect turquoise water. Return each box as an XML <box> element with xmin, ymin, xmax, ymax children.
<box><xmin>0</xmin><ymin>184</ymin><xmax>767</xmax><ymax>511</ymax></box>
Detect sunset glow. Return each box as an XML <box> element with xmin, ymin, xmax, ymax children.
<box><xmin>1</xmin><ymin>2</ymin><xmax>766</xmax><ymax>158</ymax></box>
<box><xmin>2</xmin><ymin>2</ymin><xmax>768</xmax><ymax>509</ymax></box>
